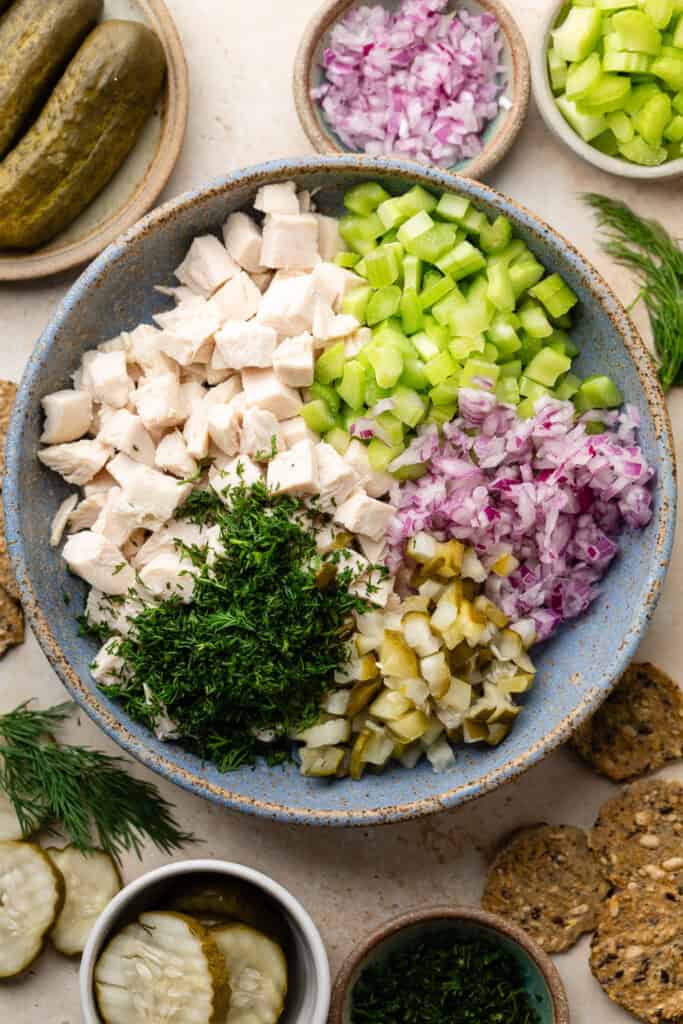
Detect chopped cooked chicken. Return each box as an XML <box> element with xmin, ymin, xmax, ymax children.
<box><xmin>207</xmin><ymin>395</ymin><xmax>246</xmax><ymax>455</ymax></box>
<box><xmin>41</xmin><ymin>390</ymin><xmax>93</xmax><ymax>444</ymax></box>
<box><xmin>209</xmin><ymin>454</ymin><xmax>262</xmax><ymax>500</ymax></box>
<box><xmin>343</xmin><ymin>439</ymin><xmax>392</xmax><ymax>498</ymax></box>
<box><xmin>223</xmin><ymin>212</ymin><xmax>264</xmax><ymax>273</ymax></box>
<box><xmin>256</xmin><ymin>271</ymin><xmax>316</xmax><ymax>337</ymax></box>
<box><xmin>334</xmin><ymin>489</ymin><xmax>396</xmax><ymax>542</ymax></box>
<box><xmin>254</xmin><ymin>181</ymin><xmax>299</xmax><ymax>216</ymax></box>
<box><xmin>279</xmin><ymin>416</ymin><xmax>316</xmax><ymax>447</ymax></box>
<box><xmin>133</xmin><ymin>372</ymin><xmax>183</xmax><ymax>430</ymax></box>
<box><xmin>126</xmin><ymin>324</ymin><xmax>176</xmax><ymax>377</ymax></box>
<box><xmin>97</xmin><ymin>408</ymin><xmax>156</xmax><ymax>466</ymax></box>
<box><xmin>92</xmin><ymin>487</ymin><xmax>139</xmax><ymax>547</ymax></box>
<box><xmin>241</xmin><ymin>368</ymin><xmax>302</xmax><ymax>420</ymax></box>
<box><xmin>107</xmin><ymin>454</ymin><xmax>192</xmax><ymax>528</ymax></box>
<box><xmin>38</xmin><ymin>440</ymin><xmax>113</xmax><ymax>486</ymax></box>
<box><xmin>209</xmin><ymin>270</ymin><xmax>261</xmax><ymax>322</ymax></box>
<box><xmin>154</xmin><ymin>430</ymin><xmax>197</xmax><ymax>479</ymax></box>
<box><xmin>68</xmin><ymin>493</ymin><xmax>107</xmax><ymax>532</ymax></box>
<box><xmin>213</xmin><ymin>322</ymin><xmax>277</xmax><ymax>370</ymax></box>
<box><xmin>80</xmin><ymin>350</ymin><xmax>131</xmax><ymax>409</ymax></box>
<box><xmin>312</xmin><ymin>299</ymin><xmax>359</xmax><ymax>343</ymax></box>
<box><xmin>139</xmin><ymin>551</ymin><xmax>196</xmax><ymax>603</ymax></box>
<box><xmin>240</xmin><ymin>408</ymin><xmax>284</xmax><ymax>459</ymax></box>
<box><xmin>91</xmin><ymin>641</ymin><xmax>128</xmax><ymax>686</ymax></box>
<box><xmin>261</xmin><ymin>213</ymin><xmax>320</xmax><ymax>270</ymax></box>
<box><xmin>315</xmin><ymin>214</ymin><xmax>344</xmax><ymax>261</ymax></box>
<box><xmin>266</xmin><ymin>439</ymin><xmax>318</xmax><ymax>495</ymax></box>
<box><xmin>315</xmin><ymin>441</ymin><xmax>358</xmax><ymax>508</ymax></box>
<box><xmin>50</xmin><ymin>494</ymin><xmax>79</xmax><ymax>547</ymax></box>
<box><xmin>203</xmin><ymin>377</ymin><xmax>242</xmax><ymax>407</ymax></box>
<box><xmin>183</xmin><ymin>408</ymin><xmax>210</xmax><ymax>460</ymax></box>
<box><xmin>174</xmin><ymin>235</ymin><xmax>238</xmax><ymax>297</ymax></box>
<box><xmin>62</xmin><ymin>531</ymin><xmax>135</xmax><ymax>595</ymax></box>
<box><xmin>272</xmin><ymin>332</ymin><xmax>314</xmax><ymax>388</ymax></box>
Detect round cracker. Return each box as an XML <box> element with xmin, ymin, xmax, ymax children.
<box><xmin>481</xmin><ymin>824</ymin><xmax>609</xmax><ymax>953</ymax></box>
<box><xmin>590</xmin><ymin>780</ymin><xmax>683</xmax><ymax>889</ymax></box>
<box><xmin>572</xmin><ymin>663</ymin><xmax>683</xmax><ymax>782</ymax></box>
<box><xmin>591</xmin><ymin>883</ymin><xmax>683</xmax><ymax>1024</ymax></box>
<box><xmin>0</xmin><ymin>585</ymin><xmax>23</xmax><ymax>656</ymax></box>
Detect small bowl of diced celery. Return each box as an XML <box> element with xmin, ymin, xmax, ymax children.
<box><xmin>532</xmin><ymin>0</ymin><xmax>683</xmax><ymax>178</ymax></box>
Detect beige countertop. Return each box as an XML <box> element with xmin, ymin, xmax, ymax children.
<box><xmin>1</xmin><ymin>1</ymin><xmax>682</xmax><ymax>1021</ymax></box>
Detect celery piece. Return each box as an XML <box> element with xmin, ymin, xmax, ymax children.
<box><xmin>377</xmin><ymin>196</ymin><xmax>411</xmax><ymax>231</ymax></box>
<box><xmin>518</xmin><ymin>334</ymin><xmax>543</xmax><ymax>366</ymax></box>
<box><xmin>487</xmin><ymin>262</ymin><xmax>516</xmax><ymax>312</ymax></box>
<box><xmin>509</xmin><ymin>259</ymin><xmax>546</xmax><ymax>299</ymax></box>
<box><xmin>368</xmin><ymin>346</ymin><xmax>403</xmax><ymax>389</ymax></box>
<box><xmin>529</xmin><ymin>274</ymin><xmax>578</xmax><ymax>317</ymax></box>
<box><xmin>500</xmin><ymin>359</ymin><xmax>523</xmax><ymax>379</ymax></box>
<box><xmin>412</xmin><ymin>332</ymin><xmax>441</xmax><ymax>360</ymax></box>
<box><xmin>460</xmin><ymin>208</ymin><xmax>488</xmax><ymax>236</ymax></box>
<box><xmin>429</xmin><ymin>380</ymin><xmax>461</xmax><ymax>405</ymax></box>
<box><xmin>479</xmin><ymin>215</ymin><xmax>513</xmax><ymax>254</ymax></box>
<box><xmin>584</xmin><ymin>419</ymin><xmax>608</xmax><ymax>434</ymax></box>
<box><xmin>579</xmin><ymin>73</ymin><xmax>632</xmax><ymax>113</ymax></box>
<box><xmin>342</xmin><ymin>285</ymin><xmax>372</xmax><ymax>323</ymax></box>
<box><xmin>424</xmin><ymin>314</ymin><xmax>452</xmax><ymax>347</ymax></box>
<box><xmin>336</xmin><ymin>361</ymin><xmax>367</xmax><ymax>410</ymax></box>
<box><xmin>626</xmin><ymin>81</ymin><xmax>663</xmax><ymax>113</ymax></box>
<box><xmin>324</xmin><ymin>427</ymin><xmax>350</xmax><ymax>456</ymax></box>
<box><xmin>612</xmin><ymin>9</ymin><xmax>663</xmax><ymax>52</ymax></box>
<box><xmin>335</xmin><ymin>251</ymin><xmax>361</xmax><ymax>269</ymax></box>
<box><xmin>425</xmin><ymin>350</ymin><xmax>458</xmax><ymax>386</ymax></box>
<box><xmin>566</xmin><ymin>52</ymin><xmax>603</xmax><ymax>99</ymax></box>
<box><xmin>461</xmin><ymin>358</ymin><xmax>500</xmax><ymax>389</ymax></box>
<box><xmin>392</xmin><ymin>385</ymin><xmax>427</xmax><ymax>427</ymax></box>
<box><xmin>552</xmin><ymin>7</ymin><xmax>603</xmax><ymax>61</ymax></box>
<box><xmin>364</xmin><ymin>247</ymin><xmax>401</xmax><ymax>289</ymax></box>
<box><xmin>353</xmin><ymin>257</ymin><xmax>369</xmax><ymax>279</ymax></box>
<box><xmin>400</xmin><ymin>357</ymin><xmax>430</xmax><ymax>391</ymax></box>
<box><xmin>367</xmin><ymin>438</ymin><xmax>403</xmax><ymax>473</ymax></box>
<box><xmin>400</xmin><ymin>185</ymin><xmax>439</xmax><ymax>216</ymax></box>
<box><xmin>373</xmin><ymin>320</ymin><xmax>416</xmax><ymax>357</ymax></box>
<box><xmin>487</xmin><ymin>239</ymin><xmax>528</xmax><ymax>267</ymax></box>
<box><xmin>426</xmin><ymin>402</ymin><xmax>458</xmax><ymax>427</ymax></box>
<box><xmin>315</xmin><ymin>342</ymin><xmax>346</xmax><ymax>385</ymax></box>
<box><xmin>517</xmin><ymin>398</ymin><xmax>538</xmax><ymax>419</ymax></box>
<box><xmin>650</xmin><ymin>51</ymin><xmax>683</xmax><ymax>87</ymax></box>
<box><xmin>598</xmin><ymin>0</ymin><xmax>641</xmax><ymax>9</ymax></box>
<box><xmin>403</xmin><ymin>254</ymin><xmax>423</xmax><ymax>293</ymax></box>
<box><xmin>665</xmin><ymin>112</ymin><xmax>683</xmax><ymax>138</ymax></box>
<box><xmin>374</xmin><ymin>411</ymin><xmax>405</xmax><ymax>446</ymax></box>
<box><xmin>339</xmin><ymin>213</ymin><xmax>384</xmax><ymax>252</ymax></box>
<box><xmin>645</xmin><ymin>0</ymin><xmax>674</xmax><ymax>29</ymax></box>
<box><xmin>487</xmin><ymin>312</ymin><xmax>521</xmax><ymax>348</ymax></box>
<box><xmin>366</xmin><ymin>286</ymin><xmax>402</xmax><ymax>326</ymax></box>
<box><xmin>302</xmin><ymin>399</ymin><xmax>336</xmax><ymax>434</ymax></box>
<box><xmin>435</xmin><ymin>192</ymin><xmax>471</xmax><ymax>223</ymax></box>
<box><xmin>482</xmin><ymin>342</ymin><xmax>499</xmax><ymax>362</ymax></box>
<box><xmin>547</xmin><ymin>329</ymin><xmax>579</xmax><ymax>356</ymax></box>
<box><xmin>633</xmin><ymin>91</ymin><xmax>672</xmax><ymax>144</ymax></box>
<box><xmin>603</xmin><ymin>49</ymin><xmax>652</xmax><ymax>70</ymax></box>
<box><xmin>400</xmin><ymin>288</ymin><xmax>424</xmax><ymax>335</ymax></box>
<box><xmin>520</xmin><ymin>377</ymin><xmax>553</xmax><ymax>401</ymax></box>
<box><xmin>420</xmin><ymin>272</ymin><xmax>457</xmax><ymax>310</ymax></box>
<box><xmin>496</xmin><ymin>377</ymin><xmax>520</xmax><ymax>405</ymax></box>
<box><xmin>491</xmin><ymin>333</ymin><xmax>522</xmax><ymax>359</ymax></box>
<box><xmin>556</xmin><ymin>94</ymin><xmax>607</xmax><ymax>140</ymax></box>
<box><xmin>432</xmin><ymin>289</ymin><xmax>468</xmax><ymax>327</ymax></box>
<box><xmin>674</xmin><ymin>12</ymin><xmax>683</xmax><ymax>43</ymax></box>
<box><xmin>548</xmin><ymin>47</ymin><xmax>569</xmax><ymax>92</ymax></box>
<box><xmin>450</xmin><ymin>300</ymin><xmax>493</xmax><ymax>336</ymax></box>
<box><xmin>449</xmin><ymin>335</ymin><xmax>486</xmax><ymax>360</ymax></box>
<box><xmin>619</xmin><ymin>133</ymin><xmax>669</xmax><ymax>161</ymax></box>
<box><xmin>393</xmin><ymin>463</ymin><xmax>428</xmax><ymax>480</ymax></box>
<box><xmin>578</xmin><ymin>374</ymin><xmax>623</xmax><ymax>407</ymax></box>
<box><xmin>518</xmin><ymin>301</ymin><xmax>554</xmax><ymax>338</ymax></box>
<box><xmin>466</xmin><ymin>272</ymin><xmax>490</xmax><ymax>303</ymax></box>
<box><xmin>404</xmin><ymin>224</ymin><xmax>458</xmax><ymax>262</ymax></box>
<box><xmin>437</xmin><ymin>240</ymin><xmax>487</xmax><ymax>280</ymax></box>
<box><xmin>524</xmin><ymin>348</ymin><xmax>572</xmax><ymax>387</ymax></box>
<box><xmin>397</xmin><ymin>210</ymin><xmax>434</xmax><ymax>245</ymax></box>
<box><xmin>554</xmin><ymin>372</ymin><xmax>582</xmax><ymax>400</ymax></box>
<box><xmin>593</xmin><ymin>130</ymin><xmax>620</xmax><ymax>155</ymax></box>
<box><xmin>310</xmin><ymin>381</ymin><xmax>341</xmax><ymax>414</ymax></box>
<box><xmin>344</xmin><ymin>182</ymin><xmax>392</xmax><ymax>216</ymax></box>
<box><xmin>606</xmin><ymin>109</ymin><xmax>636</xmax><ymax>141</ymax></box>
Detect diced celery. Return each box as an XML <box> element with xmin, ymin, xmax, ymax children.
<box><xmin>466</xmin><ymin>273</ymin><xmax>490</xmax><ymax>304</ymax></box>
<box><xmin>310</xmin><ymin>381</ymin><xmax>341</xmax><ymax>414</ymax></box>
<box><xmin>420</xmin><ymin>272</ymin><xmax>457</xmax><ymax>310</ymax></box>
<box><xmin>650</xmin><ymin>51</ymin><xmax>683</xmax><ymax>87</ymax></box>
<box><xmin>552</xmin><ymin>7</ymin><xmax>603</xmax><ymax>61</ymax></box>
<box><xmin>603</xmin><ymin>49</ymin><xmax>652</xmax><ymax>71</ymax></box>
<box><xmin>566</xmin><ymin>52</ymin><xmax>603</xmax><ymax>98</ymax></box>
<box><xmin>425</xmin><ymin>350</ymin><xmax>458</xmax><ymax>386</ymax></box>
<box><xmin>397</xmin><ymin>211</ymin><xmax>434</xmax><ymax>245</ymax></box>
<box><xmin>429</xmin><ymin>380</ymin><xmax>460</xmax><ymax>405</ymax></box>
<box><xmin>405</xmin><ymin>224</ymin><xmax>458</xmax><ymax>263</ymax></box>
<box><xmin>579</xmin><ymin>73</ymin><xmax>632</xmax><ymax>113</ymax></box>
<box><xmin>674</xmin><ymin>13</ymin><xmax>683</xmax><ymax>43</ymax></box>
<box><xmin>633</xmin><ymin>91</ymin><xmax>672</xmax><ymax>144</ymax></box>
<box><xmin>479</xmin><ymin>215</ymin><xmax>513</xmax><ymax>255</ymax></box>
<box><xmin>529</xmin><ymin>274</ymin><xmax>579</xmax><ymax>317</ymax></box>
<box><xmin>392</xmin><ymin>463</ymin><xmax>428</xmax><ymax>481</ymax></box>
<box><xmin>337</xmin><ymin>361</ymin><xmax>367</xmax><ymax>410</ymax></box>
<box><xmin>487</xmin><ymin>262</ymin><xmax>516</xmax><ymax>312</ymax></box>
<box><xmin>554</xmin><ymin>372</ymin><xmax>582</xmax><ymax>400</ymax></box>
<box><xmin>372</xmin><ymin>318</ymin><xmax>408</xmax><ymax>348</ymax></box>
<box><xmin>487</xmin><ymin>239</ymin><xmax>527</xmax><ymax>267</ymax></box>
<box><xmin>342</xmin><ymin>285</ymin><xmax>372</xmax><ymax>323</ymax></box>
<box><xmin>491</xmin><ymin>333</ymin><xmax>522</xmax><ymax>359</ymax></box>
<box><xmin>340</xmin><ymin>404</ymin><xmax>357</xmax><ymax>430</ymax></box>
<box><xmin>325</xmin><ymin>426</ymin><xmax>351</xmax><ymax>455</ymax></box>
<box><xmin>392</xmin><ymin>385</ymin><xmax>427</xmax><ymax>427</ymax></box>
<box><xmin>524</xmin><ymin>348</ymin><xmax>572</xmax><ymax>387</ymax></box>
<box><xmin>577</xmin><ymin>374</ymin><xmax>623</xmax><ymax>407</ymax></box>
<box><xmin>339</xmin><ymin>213</ymin><xmax>384</xmax><ymax>253</ymax></box>
<box><xmin>427</xmin><ymin>401</ymin><xmax>458</xmax><ymax>425</ymax></box>
<box><xmin>335</xmin><ymin>251</ymin><xmax>361</xmax><ymax>268</ymax></box>
<box><xmin>518</xmin><ymin>301</ymin><xmax>554</xmax><ymax>338</ymax></box>
<box><xmin>302</xmin><ymin>399</ymin><xmax>336</xmax><ymax>434</ymax></box>
<box><xmin>460</xmin><ymin>358</ymin><xmax>500</xmax><ymax>388</ymax></box>
<box><xmin>364</xmin><ymin>246</ymin><xmax>401</xmax><ymax>288</ymax></box>
<box><xmin>435</xmin><ymin>192</ymin><xmax>471</xmax><ymax>222</ymax></box>
<box><xmin>412</xmin><ymin>332</ymin><xmax>441</xmax><ymax>360</ymax></box>
<box><xmin>377</xmin><ymin>196</ymin><xmax>411</xmax><ymax>231</ymax></box>
<box><xmin>400</xmin><ymin>357</ymin><xmax>430</xmax><ymax>391</ymax></box>
<box><xmin>400</xmin><ymin>185</ymin><xmax>438</xmax><ymax>216</ymax></box>
<box><xmin>363</xmin><ymin>375</ymin><xmax>387</xmax><ymax>409</ymax></box>
<box><xmin>547</xmin><ymin>329</ymin><xmax>579</xmax><ymax>357</ymax></box>
<box><xmin>375</xmin><ymin>411</ymin><xmax>405</xmax><ymax>446</ymax></box>
<box><xmin>367</xmin><ymin>345</ymin><xmax>403</xmax><ymax>389</ymax></box>
<box><xmin>449</xmin><ymin>335</ymin><xmax>486</xmax><ymax>359</ymax></box>
<box><xmin>496</xmin><ymin>377</ymin><xmax>520</xmax><ymax>405</ymax></box>
<box><xmin>625</xmin><ymin>81</ymin><xmax>662</xmax><ymax>113</ymax></box>
<box><xmin>665</xmin><ymin>112</ymin><xmax>683</xmax><ymax>137</ymax></box>
<box><xmin>450</xmin><ymin>300</ymin><xmax>493</xmax><ymax>336</ymax></box>
<box><xmin>500</xmin><ymin>359</ymin><xmax>523</xmax><ymax>379</ymax></box>
<box><xmin>645</xmin><ymin>0</ymin><xmax>674</xmax><ymax>29</ymax></box>
<box><xmin>315</xmin><ymin>342</ymin><xmax>346</xmax><ymax>385</ymax></box>
<box><xmin>460</xmin><ymin>208</ymin><xmax>488</xmax><ymax>236</ymax></box>
<box><xmin>424</xmin><ymin>315</ymin><xmax>451</xmax><ymax>347</ymax></box>
<box><xmin>366</xmin><ymin>286</ymin><xmax>402</xmax><ymax>325</ymax></box>
<box><xmin>344</xmin><ymin>182</ymin><xmax>392</xmax><ymax>215</ymax></box>
<box><xmin>548</xmin><ymin>47</ymin><xmax>569</xmax><ymax>92</ymax></box>
<box><xmin>483</xmin><ymin>342</ymin><xmax>499</xmax><ymax>362</ymax></box>
<box><xmin>556</xmin><ymin>94</ymin><xmax>607</xmax><ymax>140</ymax></box>
<box><xmin>612</xmin><ymin>8</ymin><xmax>663</xmax><ymax>53</ymax></box>
<box><xmin>367</xmin><ymin>438</ymin><xmax>403</xmax><ymax>472</ymax></box>
<box><xmin>487</xmin><ymin>312</ymin><xmax>521</xmax><ymax>348</ymax></box>
<box><xmin>432</xmin><ymin>289</ymin><xmax>467</xmax><ymax>327</ymax></box>
<box><xmin>619</xmin><ymin>133</ymin><xmax>669</xmax><ymax>161</ymax></box>
<box><xmin>606</xmin><ymin>109</ymin><xmax>635</xmax><ymax>141</ymax></box>
<box><xmin>518</xmin><ymin>334</ymin><xmax>543</xmax><ymax>366</ymax></box>
<box><xmin>592</xmin><ymin>130</ymin><xmax>620</xmax><ymax>155</ymax></box>
<box><xmin>598</xmin><ymin>0</ymin><xmax>641</xmax><ymax>9</ymax></box>
<box><xmin>520</xmin><ymin>377</ymin><xmax>553</xmax><ymax>401</ymax></box>
<box><xmin>403</xmin><ymin>254</ymin><xmax>423</xmax><ymax>293</ymax></box>
<box><xmin>437</xmin><ymin>240</ymin><xmax>487</xmax><ymax>280</ymax></box>
<box><xmin>400</xmin><ymin>288</ymin><xmax>424</xmax><ymax>335</ymax></box>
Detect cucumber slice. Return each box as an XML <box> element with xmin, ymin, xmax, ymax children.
<box><xmin>0</xmin><ymin>841</ymin><xmax>65</xmax><ymax>977</ymax></box>
<box><xmin>47</xmin><ymin>846</ymin><xmax>122</xmax><ymax>956</ymax></box>
<box><xmin>95</xmin><ymin>911</ymin><xmax>231</xmax><ymax>1024</ymax></box>
<box><xmin>212</xmin><ymin>923</ymin><xmax>287</xmax><ymax>1024</ymax></box>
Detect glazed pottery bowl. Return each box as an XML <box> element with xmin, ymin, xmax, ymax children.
<box><xmin>80</xmin><ymin>859</ymin><xmax>330</xmax><ymax>1024</ymax></box>
<box><xmin>328</xmin><ymin>907</ymin><xmax>570</xmax><ymax>1024</ymax></box>
<box><xmin>532</xmin><ymin>0</ymin><xmax>683</xmax><ymax>180</ymax></box>
<box><xmin>4</xmin><ymin>155</ymin><xmax>676</xmax><ymax>826</ymax></box>
<box><xmin>293</xmin><ymin>0</ymin><xmax>530</xmax><ymax>179</ymax></box>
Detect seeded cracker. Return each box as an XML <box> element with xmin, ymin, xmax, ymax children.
<box><xmin>591</xmin><ymin>884</ymin><xmax>683</xmax><ymax>1024</ymax></box>
<box><xmin>572</xmin><ymin>662</ymin><xmax>683</xmax><ymax>781</ymax></box>
<box><xmin>590</xmin><ymin>779</ymin><xmax>683</xmax><ymax>888</ymax></box>
<box><xmin>0</xmin><ymin>585</ymin><xmax>23</xmax><ymax>655</ymax></box>
<box><xmin>481</xmin><ymin>824</ymin><xmax>609</xmax><ymax>952</ymax></box>
<box><xmin>0</xmin><ymin>380</ymin><xmax>22</xmax><ymax>652</ymax></box>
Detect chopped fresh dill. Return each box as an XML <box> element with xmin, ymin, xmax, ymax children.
<box><xmin>102</xmin><ymin>482</ymin><xmax>369</xmax><ymax>771</ymax></box>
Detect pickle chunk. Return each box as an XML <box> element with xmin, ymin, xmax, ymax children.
<box><xmin>212</xmin><ymin>924</ymin><xmax>288</xmax><ymax>1024</ymax></box>
<box><xmin>0</xmin><ymin>840</ymin><xmax>65</xmax><ymax>977</ymax></box>
<box><xmin>47</xmin><ymin>845</ymin><xmax>122</xmax><ymax>956</ymax></box>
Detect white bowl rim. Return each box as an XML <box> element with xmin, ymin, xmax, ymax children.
<box><xmin>79</xmin><ymin>858</ymin><xmax>331</xmax><ymax>1024</ymax></box>
<box><xmin>531</xmin><ymin>0</ymin><xmax>683</xmax><ymax>181</ymax></box>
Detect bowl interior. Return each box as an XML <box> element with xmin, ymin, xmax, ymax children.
<box><xmin>304</xmin><ymin>0</ymin><xmax>518</xmax><ymax>173</ymax></box>
<box><xmin>5</xmin><ymin>157</ymin><xmax>675</xmax><ymax>826</ymax></box>
<box><xmin>339</xmin><ymin>918</ymin><xmax>557</xmax><ymax>1023</ymax></box>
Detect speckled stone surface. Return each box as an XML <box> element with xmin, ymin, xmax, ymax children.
<box><xmin>1</xmin><ymin>1</ymin><xmax>682</xmax><ymax>1021</ymax></box>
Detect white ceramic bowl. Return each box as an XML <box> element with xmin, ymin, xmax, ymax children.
<box><xmin>80</xmin><ymin>859</ymin><xmax>331</xmax><ymax>1024</ymax></box>
<box><xmin>531</xmin><ymin>0</ymin><xmax>683</xmax><ymax>180</ymax></box>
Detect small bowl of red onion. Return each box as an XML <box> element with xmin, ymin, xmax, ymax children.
<box><xmin>293</xmin><ymin>0</ymin><xmax>530</xmax><ymax>178</ymax></box>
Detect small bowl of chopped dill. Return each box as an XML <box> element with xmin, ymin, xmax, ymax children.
<box><xmin>329</xmin><ymin>905</ymin><xmax>569</xmax><ymax>1024</ymax></box>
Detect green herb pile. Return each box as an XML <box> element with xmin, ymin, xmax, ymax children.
<box><xmin>585</xmin><ymin>193</ymin><xmax>683</xmax><ymax>392</ymax></box>
<box><xmin>99</xmin><ymin>482</ymin><xmax>370</xmax><ymax>771</ymax></box>
<box><xmin>351</xmin><ymin>931</ymin><xmax>542</xmax><ymax>1024</ymax></box>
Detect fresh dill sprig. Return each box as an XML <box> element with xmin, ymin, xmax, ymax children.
<box><xmin>0</xmin><ymin>702</ymin><xmax>193</xmax><ymax>863</ymax></box>
<box><xmin>584</xmin><ymin>192</ymin><xmax>683</xmax><ymax>391</ymax></box>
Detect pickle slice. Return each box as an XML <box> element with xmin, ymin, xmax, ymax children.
<box><xmin>95</xmin><ymin>911</ymin><xmax>231</xmax><ymax>1024</ymax></box>
<box><xmin>167</xmin><ymin>879</ymin><xmax>288</xmax><ymax>943</ymax></box>
<box><xmin>0</xmin><ymin>840</ymin><xmax>65</xmax><ymax>977</ymax></box>
<box><xmin>47</xmin><ymin>846</ymin><xmax>122</xmax><ymax>956</ymax></box>
<box><xmin>212</xmin><ymin>923</ymin><xmax>287</xmax><ymax>1024</ymax></box>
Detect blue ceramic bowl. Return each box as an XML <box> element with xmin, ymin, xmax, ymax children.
<box><xmin>4</xmin><ymin>156</ymin><xmax>676</xmax><ymax>826</ymax></box>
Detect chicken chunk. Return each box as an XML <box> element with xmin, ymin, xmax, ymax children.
<box><xmin>222</xmin><ymin>212</ymin><xmax>264</xmax><ymax>273</ymax></box>
<box><xmin>207</xmin><ymin>394</ymin><xmax>246</xmax><ymax>455</ymax></box>
<box><xmin>50</xmin><ymin>494</ymin><xmax>78</xmax><ymax>547</ymax></box>
<box><xmin>279</xmin><ymin>416</ymin><xmax>316</xmax><ymax>448</ymax></box>
<box><xmin>256</xmin><ymin>272</ymin><xmax>316</xmax><ymax>338</ymax></box>
<box><xmin>62</xmin><ymin>531</ymin><xmax>135</xmax><ymax>595</ymax></box>
<box><xmin>272</xmin><ymin>332</ymin><xmax>314</xmax><ymax>388</ymax></box>
<box><xmin>311</xmin><ymin>262</ymin><xmax>360</xmax><ymax>310</ymax></box>
<box><xmin>38</xmin><ymin>440</ymin><xmax>112</xmax><ymax>486</ymax></box>
<box><xmin>107</xmin><ymin>453</ymin><xmax>192</xmax><ymax>528</ymax></box>
<box><xmin>241</xmin><ymin>368</ymin><xmax>302</xmax><ymax>420</ymax></box>
<box><xmin>154</xmin><ymin>302</ymin><xmax>221</xmax><ymax>366</ymax></box>
<box><xmin>92</xmin><ymin>487</ymin><xmax>139</xmax><ymax>547</ymax></box>
<box><xmin>133</xmin><ymin>520</ymin><xmax>214</xmax><ymax>568</ymax></box>
<box><xmin>203</xmin><ymin>376</ymin><xmax>242</xmax><ymax>407</ymax></box>
<box><xmin>183</xmin><ymin>408</ymin><xmax>210</xmax><ymax>460</ymax></box>
<box><xmin>312</xmin><ymin>299</ymin><xmax>359</xmax><ymax>344</ymax></box>
<box><xmin>315</xmin><ymin>441</ymin><xmax>358</xmax><ymax>508</ymax></box>
<box><xmin>240</xmin><ymin>408</ymin><xmax>283</xmax><ymax>460</ymax></box>
<box><xmin>260</xmin><ymin>213</ymin><xmax>320</xmax><ymax>270</ymax></box>
<box><xmin>315</xmin><ymin>215</ymin><xmax>344</xmax><ymax>261</ymax></box>
<box><xmin>253</xmin><ymin>181</ymin><xmax>299</xmax><ymax>216</ymax></box>
<box><xmin>139</xmin><ymin>551</ymin><xmax>196</xmax><ymax>603</ymax></box>
<box><xmin>91</xmin><ymin>641</ymin><xmax>129</xmax><ymax>686</ymax></box>
<box><xmin>154</xmin><ymin>430</ymin><xmax>197</xmax><ymax>479</ymax></box>
<box><xmin>212</xmin><ymin>322</ymin><xmax>277</xmax><ymax>370</ymax></box>
<box><xmin>81</xmin><ymin>350</ymin><xmax>131</xmax><ymax>409</ymax></box>
<box><xmin>343</xmin><ymin>439</ymin><xmax>392</xmax><ymax>498</ymax></box>
<box><xmin>357</xmin><ymin>534</ymin><xmax>387</xmax><ymax>563</ymax></box>
<box><xmin>177</xmin><ymin>380</ymin><xmax>207</xmax><ymax>420</ymax></box>
<box><xmin>334</xmin><ymin>489</ymin><xmax>396</xmax><ymax>542</ymax></box>
<box><xmin>174</xmin><ymin>235</ymin><xmax>239</xmax><ymax>297</ymax></box>
<box><xmin>209</xmin><ymin>270</ymin><xmax>261</xmax><ymax>322</ymax></box>
<box><xmin>266</xmin><ymin>439</ymin><xmax>318</xmax><ymax>495</ymax></box>
<box><xmin>41</xmin><ymin>390</ymin><xmax>93</xmax><ymax>444</ymax></box>
<box><xmin>97</xmin><ymin>409</ymin><xmax>156</xmax><ymax>466</ymax></box>
<box><xmin>126</xmin><ymin>324</ymin><xmax>176</xmax><ymax>377</ymax></box>
<box><xmin>209</xmin><ymin>454</ymin><xmax>262</xmax><ymax>501</ymax></box>
<box><xmin>68</xmin><ymin>493</ymin><xmax>107</xmax><ymax>532</ymax></box>
<box><xmin>133</xmin><ymin>373</ymin><xmax>183</xmax><ymax>430</ymax></box>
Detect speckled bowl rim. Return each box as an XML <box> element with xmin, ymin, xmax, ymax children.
<box><xmin>5</xmin><ymin>155</ymin><xmax>676</xmax><ymax>827</ymax></box>
<box><xmin>0</xmin><ymin>0</ymin><xmax>189</xmax><ymax>282</ymax></box>
<box><xmin>328</xmin><ymin>906</ymin><xmax>570</xmax><ymax>1024</ymax></box>
<box><xmin>531</xmin><ymin>0</ymin><xmax>683</xmax><ymax>181</ymax></box>
<box><xmin>292</xmin><ymin>0</ymin><xmax>531</xmax><ymax>179</ymax></box>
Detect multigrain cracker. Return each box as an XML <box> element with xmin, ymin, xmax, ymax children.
<box><xmin>590</xmin><ymin>780</ymin><xmax>683</xmax><ymax>888</ymax></box>
<box><xmin>0</xmin><ymin>502</ymin><xmax>19</xmax><ymax>601</ymax></box>
<box><xmin>572</xmin><ymin>663</ymin><xmax>683</xmax><ymax>781</ymax></box>
<box><xmin>590</xmin><ymin>884</ymin><xmax>683</xmax><ymax>1024</ymax></box>
<box><xmin>481</xmin><ymin>824</ymin><xmax>609</xmax><ymax>952</ymax></box>
<box><xmin>0</xmin><ymin>379</ymin><xmax>16</xmax><ymax>478</ymax></box>
<box><xmin>0</xmin><ymin>585</ymin><xmax>23</xmax><ymax>655</ymax></box>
